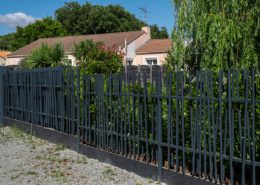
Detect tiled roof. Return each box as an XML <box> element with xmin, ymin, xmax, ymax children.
<box><xmin>136</xmin><ymin>39</ymin><xmax>172</xmax><ymax>54</ymax></box>
<box><xmin>8</xmin><ymin>31</ymin><xmax>145</xmax><ymax>58</ymax></box>
<box><xmin>0</xmin><ymin>51</ymin><xmax>11</xmax><ymax>58</ymax></box>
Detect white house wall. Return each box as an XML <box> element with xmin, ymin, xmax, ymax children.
<box><xmin>126</xmin><ymin>41</ymin><xmax>135</xmax><ymax>60</ymax></box>
<box><xmin>122</xmin><ymin>31</ymin><xmax>150</xmax><ymax>65</ymax></box>
<box><xmin>135</xmin><ymin>53</ymin><xmax>168</xmax><ymax>66</ymax></box>
<box><xmin>5</xmin><ymin>55</ymin><xmax>77</xmax><ymax>67</ymax></box>
<box><xmin>6</xmin><ymin>57</ymin><xmax>24</xmax><ymax>66</ymax></box>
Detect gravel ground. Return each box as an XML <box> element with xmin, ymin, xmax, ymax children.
<box><xmin>0</xmin><ymin>126</ymin><xmax>166</xmax><ymax>185</ymax></box>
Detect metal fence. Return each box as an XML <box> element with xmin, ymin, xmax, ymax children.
<box><xmin>124</xmin><ymin>65</ymin><xmax>167</xmax><ymax>83</ymax></box>
<box><xmin>0</xmin><ymin>67</ymin><xmax>5</xmax><ymax>124</ymax></box>
<box><xmin>1</xmin><ymin>67</ymin><xmax>260</xmax><ymax>184</ymax></box>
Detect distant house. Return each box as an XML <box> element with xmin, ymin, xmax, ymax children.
<box><xmin>6</xmin><ymin>27</ymin><xmax>172</xmax><ymax>67</ymax></box>
<box><xmin>0</xmin><ymin>51</ymin><xmax>12</xmax><ymax>66</ymax></box>
<box><xmin>135</xmin><ymin>39</ymin><xmax>172</xmax><ymax>66</ymax></box>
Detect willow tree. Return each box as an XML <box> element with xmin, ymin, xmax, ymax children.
<box><xmin>167</xmin><ymin>0</ymin><xmax>260</xmax><ymax>175</ymax></box>
<box><xmin>167</xmin><ymin>0</ymin><xmax>259</xmax><ymax>72</ymax></box>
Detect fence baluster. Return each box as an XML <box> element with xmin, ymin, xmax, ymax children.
<box><xmin>77</xmin><ymin>68</ymin><xmax>80</xmax><ymax>151</ymax></box>
<box><xmin>2</xmin><ymin>68</ymin><xmax>260</xmax><ymax>184</ymax></box>
<box><xmin>181</xmin><ymin>71</ymin><xmax>185</xmax><ymax>174</ymax></box>
<box><xmin>175</xmin><ymin>71</ymin><xmax>180</xmax><ymax>171</ymax></box>
<box><xmin>228</xmin><ymin>70</ymin><xmax>234</xmax><ymax>185</ymax></box>
<box><xmin>251</xmin><ymin>70</ymin><xmax>256</xmax><ymax>185</ymax></box>
<box><xmin>156</xmin><ymin>70</ymin><xmax>162</xmax><ymax>179</ymax></box>
<box><xmin>167</xmin><ymin>72</ymin><xmax>172</xmax><ymax>169</ymax></box>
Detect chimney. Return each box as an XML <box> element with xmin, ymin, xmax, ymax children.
<box><xmin>142</xmin><ymin>26</ymin><xmax>151</xmax><ymax>39</ymax></box>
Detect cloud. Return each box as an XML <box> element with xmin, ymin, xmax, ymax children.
<box><xmin>0</xmin><ymin>12</ymin><xmax>39</xmax><ymax>28</ymax></box>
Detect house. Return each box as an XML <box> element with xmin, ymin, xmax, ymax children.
<box><xmin>135</xmin><ymin>39</ymin><xmax>172</xmax><ymax>66</ymax></box>
<box><xmin>0</xmin><ymin>51</ymin><xmax>12</xmax><ymax>66</ymax></box>
<box><xmin>6</xmin><ymin>27</ymin><xmax>172</xmax><ymax>67</ymax></box>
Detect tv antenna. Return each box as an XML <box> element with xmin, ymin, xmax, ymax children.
<box><xmin>139</xmin><ymin>7</ymin><xmax>149</xmax><ymax>24</ymax></box>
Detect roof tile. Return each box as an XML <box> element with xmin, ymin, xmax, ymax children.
<box><xmin>8</xmin><ymin>31</ymin><xmax>145</xmax><ymax>58</ymax></box>
<box><xmin>136</xmin><ymin>39</ymin><xmax>172</xmax><ymax>54</ymax></box>
<box><xmin>0</xmin><ymin>51</ymin><xmax>11</xmax><ymax>58</ymax></box>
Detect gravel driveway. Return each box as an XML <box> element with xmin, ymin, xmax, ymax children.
<box><xmin>0</xmin><ymin>126</ymin><xmax>166</xmax><ymax>185</ymax></box>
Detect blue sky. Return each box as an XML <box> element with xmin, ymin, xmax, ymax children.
<box><xmin>0</xmin><ymin>0</ymin><xmax>175</xmax><ymax>36</ymax></box>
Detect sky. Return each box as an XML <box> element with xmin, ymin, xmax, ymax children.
<box><xmin>0</xmin><ymin>0</ymin><xmax>175</xmax><ymax>36</ymax></box>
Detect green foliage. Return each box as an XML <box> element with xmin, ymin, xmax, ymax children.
<box><xmin>50</xmin><ymin>43</ymin><xmax>69</xmax><ymax>67</ymax></box>
<box><xmin>0</xmin><ymin>17</ymin><xmax>66</xmax><ymax>51</ymax></box>
<box><xmin>167</xmin><ymin>0</ymin><xmax>260</xmax><ymax>164</ymax></box>
<box><xmin>74</xmin><ymin>39</ymin><xmax>123</xmax><ymax>74</ymax></box>
<box><xmin>55</xmin><ymin>144</ymin><xmax>66</xmax><ymax>151</ymax></box>
<box><xmin>55</xmin><ymin>2</ymin><xmax>145</xmax><ymax>35</ymax></box>
<box><xmin>20</xmin><ymin>43</ymin><xmax>70</xmax><ymax>69</ymax></box>
<box><xmin>168</xmin><ymin>0</ymin><xmax>259</xmax><ymax>72</ymax></box>
<box><xmin>150</xmin><ymin>24</ymin><xmax>169</xmax><ymax>39</ymax></box>
<box><xmin>0</xmin><ymin>33</ymin><xmax>16</xmax><ymax>51</ymax></box>
<box><xmin>55</xmin><ymin>2</ymin><xmax>168</xmax><ymax>38</ymax></box>
<box><xmin>22</xmin><ymin>44</ymin><xmax>52</xmax><ymax>68</ymax></box>
<box><xmin>73</xmin><ymin>39</ymin><xmax>103</xmax><ymax>64</ymax></box>
<box><xmin>15</xmin><ymin>17</ymin><xmax>66</xmax><ymax>49</ymax></box>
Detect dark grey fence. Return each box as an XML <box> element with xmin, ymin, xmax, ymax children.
<box><xmin>1</xmin><ymin>67</ymin><xmax>260</xmax><ymax>185</ymax></box>
<box><xmin>124</xmin><ymin>65</ymin><xmax>167</xmax><ymax>83</ymax></box>
<box><xmin>0</xmin><ymin>66</ymin><xmax>6</xmax><ymax>124</ymax></box>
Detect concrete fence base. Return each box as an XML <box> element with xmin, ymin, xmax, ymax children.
<box><xmin>3</xmin><ymin>117</ymin><xmax>214</xmax><ymax>185</ymax></box>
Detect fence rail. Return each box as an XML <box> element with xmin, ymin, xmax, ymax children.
<box><xmin>1</xmin><ymin>67</ymin><xmax>260</xmax><ymax>185</ymax></box>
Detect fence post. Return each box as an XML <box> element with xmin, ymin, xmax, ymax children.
<box><xmin>156</xmin><ymin>70</ymin><xmax>162</xmax><ymax>180</ymax></box>
<box><xmin>0</xmin><ymin>67</ymin><xmax>5</xmax><ymax>124</ymax></box>
<box><xmin>76</xmin><ymin>68</ymin><xmax>81</xmax><ymax>152</ymax></box>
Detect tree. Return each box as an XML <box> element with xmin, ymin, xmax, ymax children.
<box><xmin>167</xmin><ymin>0</ymin><xmax>259</xmax><ymax>72</ymax></box>
<box><xmin>54</xmin><ymin>2</ymin><xmax>84</xmax><ymax>35</ymax></box>
<box><xmin>167</xmin><ymin>0</ymin><xmax>260</xmax><ymax>165</ymax></box>
<box><xmin>150</xmin><ymin>25</ymin><xmax>169</xmax><ymax>39</ymax></box>
<box><xmin>74</xmin><ymin>39</ymin><xmax>123</xmax><ymax>74</ymax></box>
<box><xmin>20</xmin><ymin>43</ymin><xmax>70</xmax><ymax>69</ymax></box>
<box><xmin>55</xmin><ymin>2</ymin><xmax>145</xmax><ymax>35</ymax></box>
<box><xmin>50</xmin><ymin>43</ymin><xmax>69</xmax><ymax>67</ymax></box>
<box><xmin>73</xmin><ymin>39</ymin><xmax>103</xmax><ymax>64</ymax></box>
<box><xmin>0</xmin><ymin>17</ymin><xmax>66</xmax><ymax>51</ymax></box>
<box><xmin>0</xmin><ymin>33</ymin><xmax>16</xmax><ymax>51</ymax></box>
<box><xmin>15</xmin><ymin>17</ymin><xmax>67</xmax><ymax>50</ymax></box>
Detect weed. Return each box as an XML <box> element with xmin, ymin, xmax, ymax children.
<box><xmin>102</xmin><ymin>166</ymin><xmax>116</xmax><ymax>180</ymax></box>
<box><xmin>55</xmin><ymin>144</ymin><xmax>65</xmax><ymax>151</ymax></box>
<box><xmin>10</xmin><ymin>174</ymin><xmax>20</xmax><ymax>180</ymax></box>
<box><xmin>156</xmin><ymin>177</ymin><xmax>161</xmax><ymax>184</ymax></box>
<box><xmin>30</xmin><ymin>144</ymin><xmax>37</xmax><ymax>150</ymax></box>
<box><xmin>50</xmin><ymin>169</ymin><xmax>67</xmax><ymax>183</ymax></box>
<box><xmin>102</xmin><ymin>166</ymin><xmax>116</xmax><ymax>176</ymax></box>
<box><xmin>76</xmin><ymin>155</ymin><xmax>88</xmax><ymax>164</ymax></box>
<box><xmin>11</xmin><ymin>126</ymin><xmax>25</xmax><ymax>139</ymax></box>
<box><xmin>25</xmin><ymin>171</ymin><xmax>38</xmax><ymax>176</ymax></box>
<box><xmin>35</xmin><ymin>155</ymin><xmax>43</xmax><ymax>160</ymax></box>
<box><xmin>147</xmin><ymin>178</ymin><xmax>154</xmax><ymax>183</ymax></box>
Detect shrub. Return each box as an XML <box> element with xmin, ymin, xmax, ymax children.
<box><xmin>74</xmin><ymin>39</ymin><xmax>123</xmax><ymax>74</ymax></box>
<box><xmin>20</xmin><ymin>43</ymin><xmax>70</xmax><ymax>69</ymax></box>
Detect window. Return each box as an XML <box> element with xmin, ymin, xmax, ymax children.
<box><xmin>126</xmin><ymin>59</ymin><xmax>133</xmax><ymax>66</ymax></box>
<box><xmin>145</xmin><ymin>58</ymin><xmax>157</xmax><ymax>65</ymax></box>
